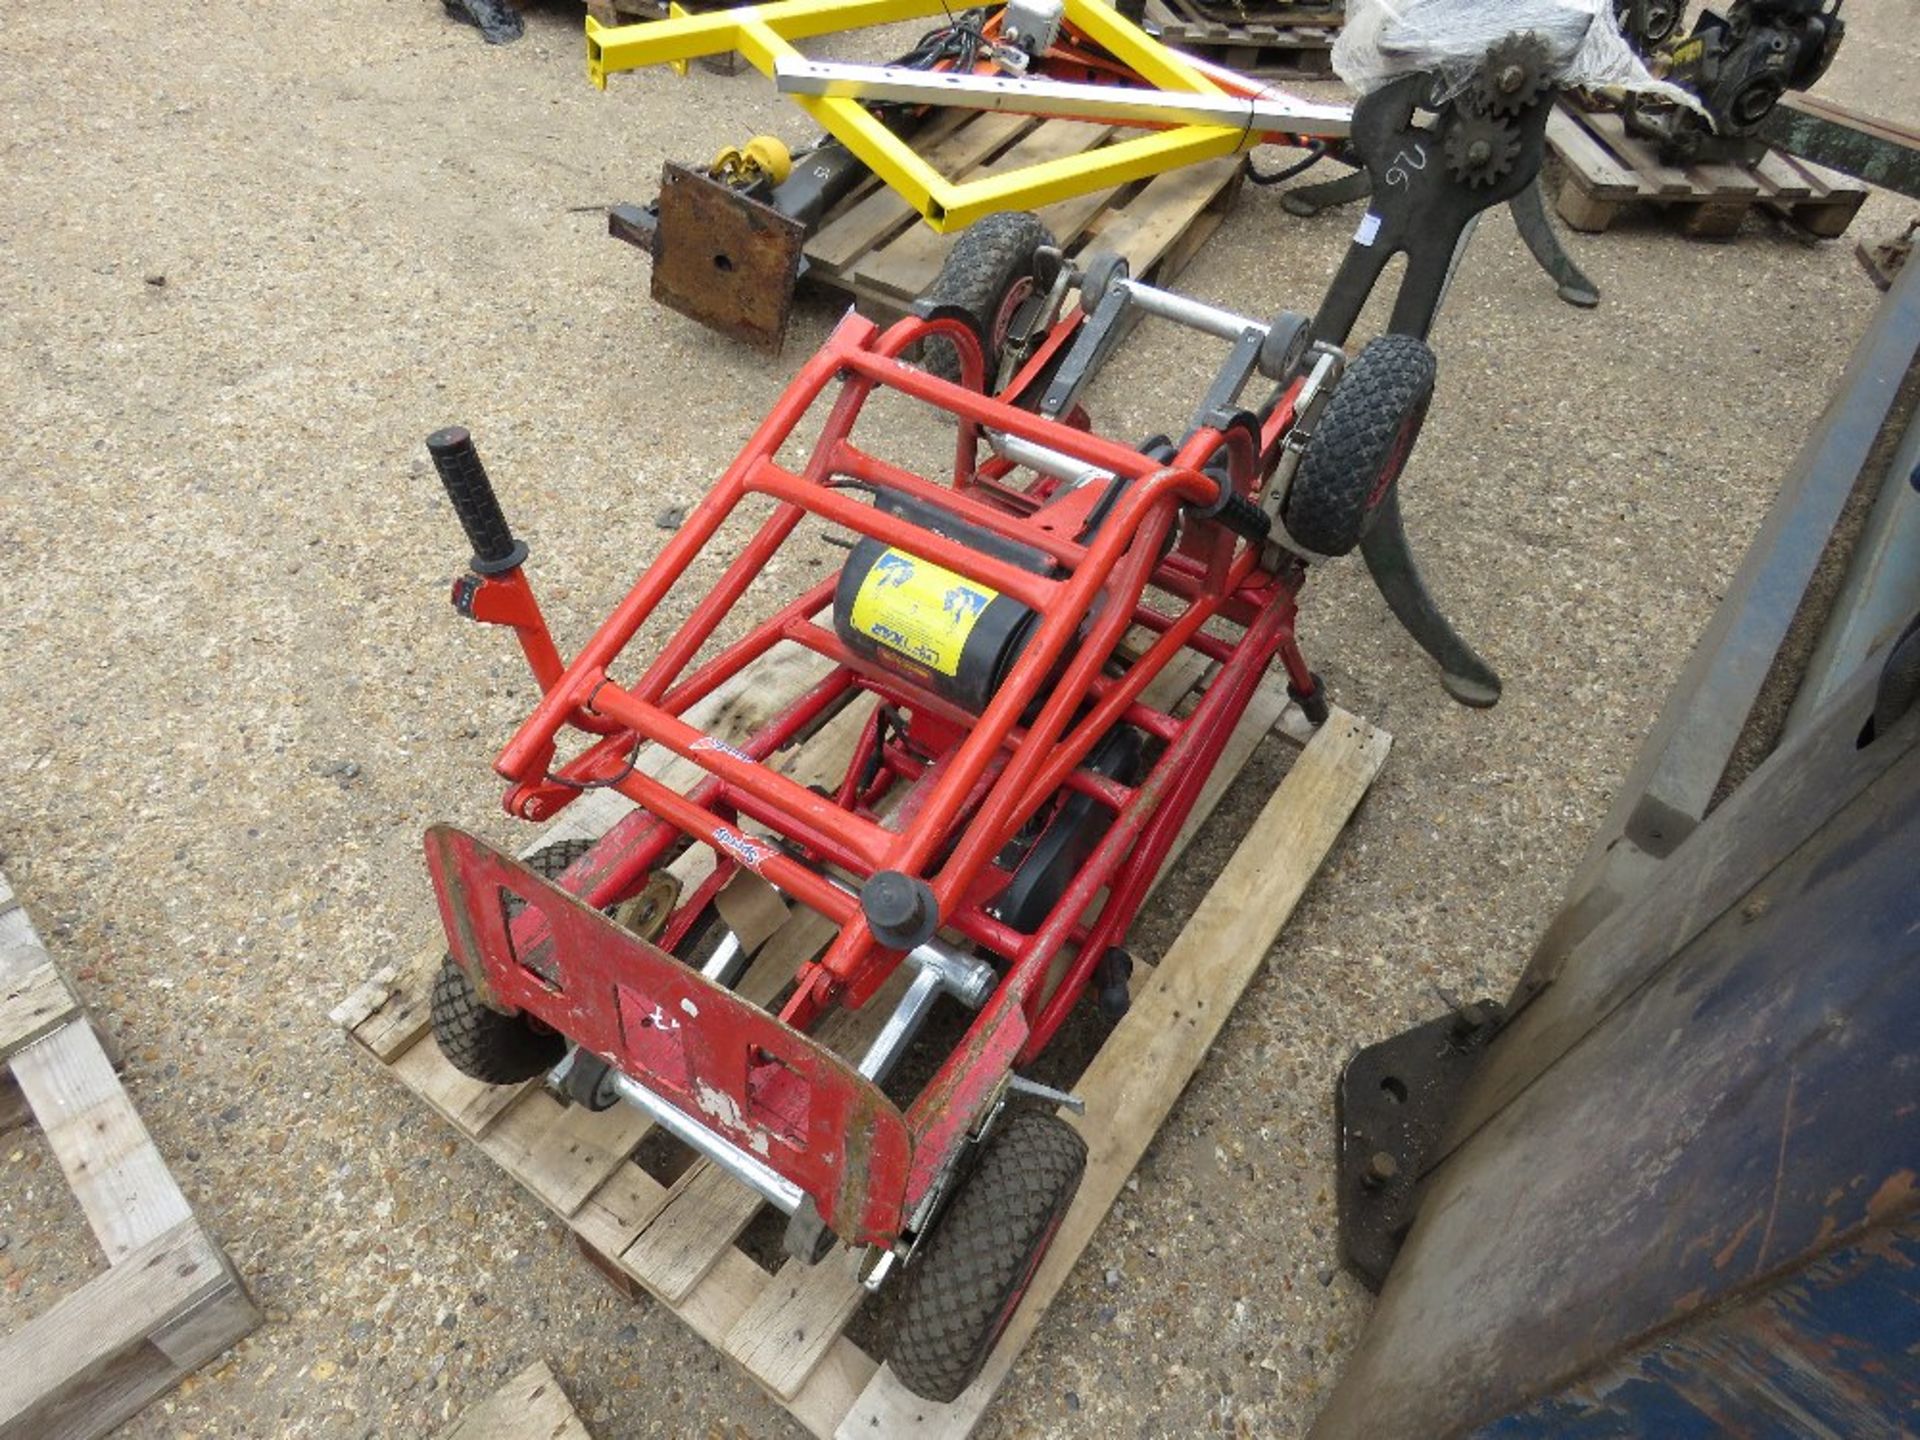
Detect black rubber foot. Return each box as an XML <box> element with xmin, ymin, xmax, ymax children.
<box><xmin>1289</xmin><ymin>673</ymin><xmax>1331</xmax><ymax>726</ymax></box>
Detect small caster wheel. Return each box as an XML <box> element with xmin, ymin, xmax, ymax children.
<box><xmin>562</xmin><ymin>1051</ymin><xmax>622</xmax><ymax>1111</ymax></box>
<box><xmin>1258</xmin><ymin>310</ymin><xmax>1314</xmax><ymax>380</ymax></box>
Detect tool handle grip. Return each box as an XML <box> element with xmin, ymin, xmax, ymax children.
<box><xmin>1212</xmin><ymin>491</ymin><xmax>1273</xmax><ymax>544</ymax></box>
<box><xmin>428</xmin><ymin>426</ymin><xmax>527</xmax><ymax>574</ymax></box>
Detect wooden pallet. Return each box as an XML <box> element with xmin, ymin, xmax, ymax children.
<box><xmin>1547</xmin><ymin>102</ymin><xmax>1870</xmax><ymax>240</ymax></box>
<box><xmin>801</xmin><ymin>110</ymin><xmax>1248</xmax><ymax>321</ymax></box>
<box><xmin>1142</xmin><ymin>0</ymin><xmax>1339</xmax><ymax>78</ymax></box>
<box><xmin>336</xmin><ymin>646</ymin><xmax>1387</xmax><ymax>1438</ymax></box>
<box><xmin>0</xmin><ymin>871</ymin><xmax>259</xmax><ymax>1440</ymax></box>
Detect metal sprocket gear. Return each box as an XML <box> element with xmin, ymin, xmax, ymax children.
<box><xmin>1443</xmin><ymin>111</ymin><xmax>1523</xmax><ymax>188</ymax></box>
<box><xmin>1473</xmin><ymin>33</ymin><xmax>1555</xmax><ymax>117</ymax></box>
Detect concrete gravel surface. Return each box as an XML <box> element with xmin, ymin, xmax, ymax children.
<box><xmin>1</xmin><ymin>2</ymin><xmax>1913</xmax><ymax>1436</ymax></box>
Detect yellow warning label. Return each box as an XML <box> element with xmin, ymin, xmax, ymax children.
<box><xmin>849</xmin><ymin>548</ymin><xmax>997</xmax><ymax>678</ymax></box>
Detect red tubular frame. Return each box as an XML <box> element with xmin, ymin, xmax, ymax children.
<box><xmin>444</xmin><ymin>304</ymin><xmax>1321</xmax><ymax>1238</ymax></box>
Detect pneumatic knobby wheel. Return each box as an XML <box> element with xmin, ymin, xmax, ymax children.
<box><xmin>429</xmin><ymin>837</ymin><xmax>589</xmax><ymax>1085</ymax></box>
<box><xmin>1284</xmin><ymin>333</ymin><xmax>1437</xmax><ymax>557</ymax></box>
<box><xmin>917</xmin><ymin>211</ymin><xmax>1056</xmax><ymax>387</ymax></box>
<box><xmin>887</xmin><ymin>1109</ymin><xmax>1088</xmax><ymax>1402</ymax></box>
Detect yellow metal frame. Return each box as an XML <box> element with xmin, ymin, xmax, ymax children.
<box><xmin>585</xmin><ymin>0</ymin><xmax>1253</xmax><ymax>232</ymax></box>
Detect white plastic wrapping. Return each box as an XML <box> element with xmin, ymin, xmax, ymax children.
<box><xmin>1332</xmin><ymin>0</ymin><xmax>1671</xmax><ymax>101</ymax></box>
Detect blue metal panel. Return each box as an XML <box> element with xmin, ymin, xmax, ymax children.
<box><xmin>1481</xmin><ymin>1222</ymin><xmax>1920</xmax><ymax>1438</ymax></box>
<box><xmin>1311</xmin><ymin>677</ymin><xmax>1920</xmax><ymax>1440</ymax></box>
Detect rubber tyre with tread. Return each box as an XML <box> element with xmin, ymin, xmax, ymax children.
<box><xmin>887</xmin><ymin>1108</ymin><xmax>1088</xmax><ymax>1402</ymax></box>
<box><xmin>1284</xmin><ymin>333</ymin><xmax>1437</xmax><ymax>557</ymax></box>
<box><xmin>918</xmin><ymin>212</ymin><xmax>1055</xmax><ymax>386</ymax></box>
<box><xmin>429</xmin><ymin>838</ymin><xmax>590</xmax><ymax>1085</ymax></box>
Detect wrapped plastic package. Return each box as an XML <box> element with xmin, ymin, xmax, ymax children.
<box><xmin>1332</xmin><ymin>0</ymin><xmax>1674</xmax><ymax>102</ymax></box>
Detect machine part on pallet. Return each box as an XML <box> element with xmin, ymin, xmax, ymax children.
<box><xmin>1623</xmin><ymin>0</ymin><xmax>1847</xmax><ymax>167</ymax></box>
<box><xmin>586</xmin><ymin>0</ymin><xmax>1354</xmax><ymax>232</ymax></box>
<box><xmin>1260</xmin><ymin>310</ymin><xmax>1316</xmax><ymax>380</ymax></box>
<box><xmin>862</xmin><ymin>870</ymin><xmax>943</xmax><ymax>950</ymax></box>
<box><xmin>1334</xmin><ymin>999</ymin><xmax>1505</xmax><ymax>1291</ymax></box>
<box><xmin>991</xmin><ymin>727</ymin><xmax>1145</xmax><ymax>932</ymax></box>
<box><xmin>989</xmin><ymin>429</ymin><xmax>1116</xmax><ymax>490</ymax></box>
<box><xmin>1614</xmin><ymin>0</ymin><xmax>1684</xmax><ymax>47</ymax></box>
<box><xmin>1001</xmin><ymin>0</ymin><xmax>1065</xmax><ymax>60</ymax></box>
<box><xmin>609</xmin><ymin>135</ymin><xmax>875</xmax><ymax>350</ymax></box>
<box><xmin>772</xmin><ymin>55</ymin><xmax>1354</xmax><ymax>137</ymax></box>
<box><xmin>1044</xmin><ymin>256</ymin><xmax>1282</xmax><ymax>425</ymax></box>
<box><xmin>783</xmin><ymin>1195</ymin><xmax>839</xmax><ymax>1263</ymax></box>
<box><xmin>699</xmin><ymin>927</ymin><xmax>749</xmax><ymax>987</ymax></box>
<box><xmin>710</xmin><ymin>135</ymin><xmax>793</xmax><ymax>188</ymax></box>
<box><xmin>833</xmin><ymin>534</ymin><xmax>1043</xmax><ymax>711</ymax></box>
<box><xmin>856</xmin><ymin>940</ymin><xmax>999</xmax><ymax>1086</ymax></box>
<box><xmin>646</xmin><ymin>161</ymin><xmax>810</xmax><ymax>351</ymax></box>
<box><xmin>1288</xmin><ymin>670</ymin><xmax>1332</xmax><ymax>725</ymax></box>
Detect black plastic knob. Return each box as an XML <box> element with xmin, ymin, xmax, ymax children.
<box><xmin>862</xmin><ymin>870</ymin><xmax>939</xmax><ymax>951</ymax></box>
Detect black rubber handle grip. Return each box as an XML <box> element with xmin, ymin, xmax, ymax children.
<box><xmin>427</xmin><ymin>426</ymin><xmax>527</xmax><ymax>575</ymax></box>
<box><xmin>1213</xmin><ymin>491</ymin><xmax>1273</xmax><ymax>544</ymax></box>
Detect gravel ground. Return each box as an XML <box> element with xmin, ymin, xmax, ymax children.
<box><xmin>2</xmin><ymin>3</ymin><xmax>1914</xmax><ymax>1436</ymax></box>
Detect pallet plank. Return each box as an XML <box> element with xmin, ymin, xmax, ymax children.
<box><xmin>444</xmin><ymin>1359</ymin><xmax>594</xmax><ymax>1440</ymax></box>
<box><xmin>839</xmin><ymin>709</ymin><xmax>1390</xmax><ymax>1438</ymax></box>
<box><xmin>1081</xmin><ymin>155</ymin><xmax>1244</xmax><ymax>277</ymax></box>
<box><xmin>1546</xmin><ymin>105</ymin><xmax>1643</xmax><ymax>198</ymax></box>
<box><xmin>11</xmin><ymin>1014</ymin><xmax>194</xmax><ymax>1265</ymax></box>
<box><xmin>478</xmin><ymin>1086</ymin><xmax>652</xmax><ymax>1220</ymax></box>
<box><xmin>1585</xmin><ymin>110</ymin><xmax>1695</xmax><ymax>194</ymax></box>
<box><xmin>725</xmin><ymin>1245</ymin><xmax>867</xmax><ymax>1400</ymax></box>
<box><xmin>807</xmin><ymin>112</ymin><xmax>1031</xmax><ymax>274</ymax></box>
<box><xmin>390</xmin><ymin>1029</ymin><xmax>535</xmax><ymax>1139</ymax></box>
<box><xmin>0</xmin><ymin>1219</ymin><xmax>258</xmax><ymax>1440</ymax></box>
<box><xmin>1752</xmin><ymin>148</ymin><xmax>1817</xmax><ymax>198</ymax></box>
<box><xmin>622</xmin><ymin>1160</ymin><xmax>768</xmax><ymax>1303</ymax></box>
<box><xmin>0</xmin><ymin>962</ymin><xmax>79</xmax><ymax>1062</ymax></box>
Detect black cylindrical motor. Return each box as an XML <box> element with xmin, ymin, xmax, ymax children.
<box><xmin>833</xmin><ymin>489</ymin><xmax>1053</xmax><ymax>712</ymax></box>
